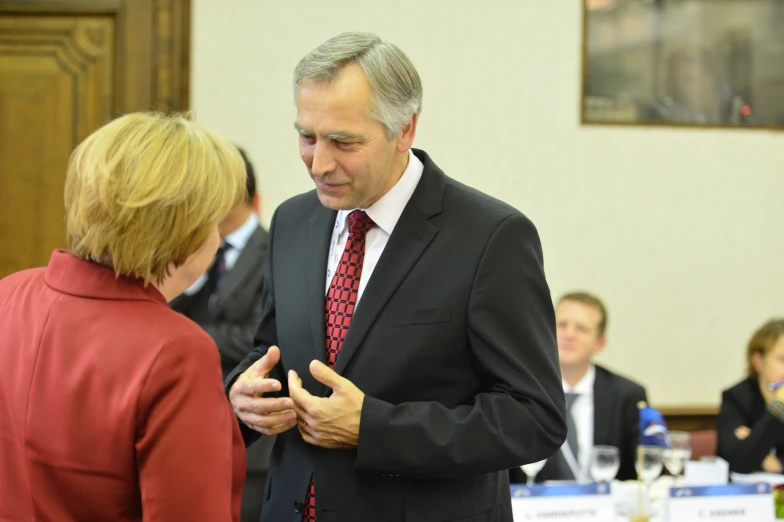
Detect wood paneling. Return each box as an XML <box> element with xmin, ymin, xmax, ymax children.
<box><xmin>0</xmin><ymin>16</ymin><xmax>113</xmax><ymax>275</ymax></box>
<box><xmin>661</xmin><ymin>406</ymin><xmax>718</xmax><ymax>432</ymax></box>
<box><xmin>0</xmin><ymin>0</ymin><xmax>190</xmax><ymax>278</ymax></box>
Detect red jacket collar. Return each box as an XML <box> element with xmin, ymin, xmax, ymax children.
<box><xmin>44</xmin><ymin>250</ymin><xmax>167</xmax><ymax>305</ymax></box>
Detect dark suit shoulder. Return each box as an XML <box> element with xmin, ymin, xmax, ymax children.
<box><xmin>413</xmin><ymin>148</ymin><xmax>525</xmax><ymax>227</ymax></box>
<box><xmin>722</xmin><ymin>377</ymin><xmax>759</xmax><ymax>406</ymax></box>
<box><xmin>594</xmin><ymin>364</ymin><xmax>646</xmax><ymax>398</ymax></box>
<box><xmin>442</xmin><ymin>175</ymin><xmax>523</xmax><ymax>226</ymax></box>
<box><xmin>248</xmin><ymin>224</ymin><xmax>269</xmax><ymax>249</ymax></box>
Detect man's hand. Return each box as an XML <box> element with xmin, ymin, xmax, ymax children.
<box><xmin>763</xmin><ymin>453</ymin><xmax>783</xmax><ymax>473</ymax></box>
<box><xmin>229</xmin><ymin>346</ymin><xmax>297</xmax><ymax>435</ymax></box>
<box><xmin>734</xmin><ymin>425</ymin><xmax>751</xmax><ymax>440</ymax></box>
<box><xmin>288</xmin><ymin>360</ymin><xmax>365</xmax><ymax>449</ymax></box>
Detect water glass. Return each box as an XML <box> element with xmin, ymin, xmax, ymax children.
<box><xmin>521</xmin><ymin>459</ymin><xmax>547</xmax><ymax>486</ymax></box>
<box><xmin>635</xmin><ymin>445</ymin><xmax>664</xmax><ymax>484</ymax></box>
<box><xmin>590</xmin><ymin>445</ymin><xmax>620</xmax><ymax>482</ymax></box>
<box><xmin>663</xmin><ymin>431</ymin><xmax>692</xmax><ymax>481</ymax></box>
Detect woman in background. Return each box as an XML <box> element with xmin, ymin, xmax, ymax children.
<box><xmin>0</xmin><ymin>112</ymin><xmax>247</xmax><ymax>521</ymax></box>
<box><xmin>718</xmin><ymin>319</ymin><xmax>784</xmax><ymax>473</ymax></box>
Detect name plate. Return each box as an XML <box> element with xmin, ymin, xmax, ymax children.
<box><xmin>510</xmin><ymin>483</ymin><xmax>614</xmax><ymax>521</ymax></box>
<box><xmin>666</xmin><ymin>484</ymin><xmax>775</xmax><ymax>522</ymax></box>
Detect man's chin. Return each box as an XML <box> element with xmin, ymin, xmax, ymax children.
<box><xmin>316</xmin><ymin>190</ymin><xmax>354</xmax><ymax>211</ymax></box>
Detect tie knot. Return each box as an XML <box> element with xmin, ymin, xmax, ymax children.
<box><xmin>214</xmin><ymin>242</ymin><xmax>231</xmax><ymax>262</ymax></box>
<box><xmin>565</xmin><ymin>392</ymin><xmax>579</xmax><ymax>410</ymax></box>
<box><xmin>347</xmin><ymin>210</ymin><xmax>374</xmax><ymax>237</ymax></box>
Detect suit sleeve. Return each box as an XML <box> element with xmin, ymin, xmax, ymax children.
<box><xmin>717</xmin><ymin>388</ymin><xmax>784</xmax><ymax>473</ymax></box>
<box><xmin>618</xmin><ymin>383</ymin><xmax>647</xmax><ymax>481</ymax></box>
<box><xmin>224</xmin><ymin>210</ymin><xmax>286</xmax><ymax>446</ymax></box>
<box><xmin>356</xmin><ymin>213</ymin><xmax>567</xmax><ymax>478</ymax></box>
<box><xmin>136</xmin><ymin>331</ymin><xmax>244</xmax><ymax>522</ymax></box>
<box><xmin>204</xmin><ymin>296</ymin><xmax>263</xmax><ymax>372</ymax></box>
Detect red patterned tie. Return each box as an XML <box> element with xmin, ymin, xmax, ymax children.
<box><xmin>302</xmin><ymin>210</ymin><xmax>374</xmax><ymax>522</ymax></box>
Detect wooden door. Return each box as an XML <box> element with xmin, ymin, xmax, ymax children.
<box><xmin>0</xmin><ymin>0</ymin><xmax>190</xmax><ymax>278</ymax></box>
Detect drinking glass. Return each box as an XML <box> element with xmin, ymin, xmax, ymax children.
<box><xmin>521</xmin><ymin>459</ymin><xmax>547</xmax><ymax>486</ymax></box>
<box><xmin>663</xmin><ymin>431</ymin><xmax>692</xmax><ymax>483</ymax></box>
<box><xmin>590</xmin><ymin>445</ymin><xmax>620</xmax><ymax>482</ymax></box>
<box><xmin>635</xmin><ymin>445</ymin><xmax>664</xmax><ymax>484</ymax></box>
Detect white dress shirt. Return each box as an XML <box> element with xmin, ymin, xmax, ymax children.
<box><xmin>561</xmin><ymin>364</ymin><xmax>596</xmax><ymax>482</ymax></box>
<box><xmin>325</xmin><ymin>149</ymin><xmax>423</xmax><ymax>303</ymax></box>
<box><xmin>183</xmin><ymin>213</ymin><xmax>260</xmax><ymax>296</ymax></box>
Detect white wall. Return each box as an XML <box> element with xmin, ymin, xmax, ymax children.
<box><xmin>191</xmin><ymin>0</ymin><xmax>784</xmax><ymax>407</ymax></box>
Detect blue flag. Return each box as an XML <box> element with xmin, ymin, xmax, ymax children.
<box><xmin>639</xmin><ymin>404</ymin><xmax>670</xmax><ymax>448</ymax></box>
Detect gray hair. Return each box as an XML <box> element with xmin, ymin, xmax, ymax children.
<box><xmin>293</xmin><ymin>32</ymin><xmax>423</xmax><ymax>140</ymax></box>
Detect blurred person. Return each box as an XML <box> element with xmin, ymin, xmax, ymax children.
<box><xmin>171</xmin><ymin>148</ymin><xmax>272</xmax><ymax>522</ymax></box>
<box><xmin>510</xmin><ymin>292</ymin><xmax>647</xmax><ymax>483</ymax></box>
<box><xmin>172</xmin><ymin>148</ymin><xmax>269</xmax><ymax>379</ymax></box>
<box><xmin>717</xmin><ymin>318</ymin><xmax>784</xmax><ymax>473</ymax></box>
<box><xmin>227</xmin><ymin>31</ymin><xmax>566</xmax><ymax>522</ymax></box>
<box><xmin>0</xmin><ymin>112</ymin><xmax>247</xmax><ymax>521</ymax></box>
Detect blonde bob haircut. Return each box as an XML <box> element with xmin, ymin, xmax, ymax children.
<box><xmin>65</xmin><ymin>112</ymin><xmax>246</xmax><ymax>285</ymax></box>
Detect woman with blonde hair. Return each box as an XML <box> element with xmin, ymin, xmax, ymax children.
<box><xmin>0</xmin><ymin>112</ymin><xmax>248</xmax><ymax>521</ymax></box>
<box><xmin>718</xmin><ymin>319</ymin><xmax>784</xmax><ymax>473</ymax></box>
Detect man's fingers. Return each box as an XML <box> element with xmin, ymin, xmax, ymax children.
<box><xmin>245</xmin><ymin>413</ymin><xmax>298</xmax><ymax>436</ymax></box>
<box><xmin>233</xmin><ymin>378</ymin><xmax>281</xmax><ymax>398</ymax></box>
<box><xmin>241</xmin><ymin>409</ymin><xmax>297</xmax><ymax>428</ymax></box>
<box><xmin>235</xmin><ymin>396</ymin><xmax>294</xmax><ymax>416</ymax></box>
<box><xmin>288</xmin><ymin>370</ymin><xmax>312</xmax><ymax>410</ymax></box>
<box><xmin>309</xmin><ymin>359</ymin><xmax>346</xmax><ymax>391</ymax></box>
<box><xmin>245</xmin><ymin>346</ymin><xmax>281</xmax><ymax>379</ymax></box>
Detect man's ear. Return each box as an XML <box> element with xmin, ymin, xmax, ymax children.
<box><xmin>395</xmin><ymin>113</ymin><xmax>419</xmax><ymax>153</ymax></box>
<box><xmin>593</xmin><ymin>335</ymin><xmax>607</xmax><ymax>356</ymax></box>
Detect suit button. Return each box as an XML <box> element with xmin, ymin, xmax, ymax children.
<box><xmin>294</xmin><ymin>500</ymin><xmax>304</xmax><ymax>513</ymax></box>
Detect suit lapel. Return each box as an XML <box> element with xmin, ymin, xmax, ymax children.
<box><xmin>333</xmin><ymin>149</ymin><xmax>444</xmax><ymax>376</ymax></box>
<box><xmin>593</xmin><ymin>366</ymin><xmax>612</xmax><ymax>445</ymax></box>
<box><xmin>217</xmin><ymin>227</ymin><xmax>267</xmax><ymax>302</ymax></box>
<box><xmin>305</xmin><ymin>205</ymin><xmax>338</xmax><ymax>366</ymax></box>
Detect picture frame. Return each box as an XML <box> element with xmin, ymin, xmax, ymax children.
<box><xmin>581</xmin><ymin>0</ymin><xmax>784</xmax><ymax>130</ymax></box>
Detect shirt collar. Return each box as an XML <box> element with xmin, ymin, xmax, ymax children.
<box><xmin>563</xmin><ymin>364</ymin><xmax>595</xmax><ymax>396</ymax></box>
<box><xmin>224</xmin><ymin>212</ymin><xmax>259</xmax><ymax>250</ymax></box>
<box><xmin>336</xmin><ymin>149</ymin><xmax>424</xmax><ymax>236</ymax></box>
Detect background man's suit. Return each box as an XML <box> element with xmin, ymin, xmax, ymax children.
<box><xmin>509</xmin><ymin>364</ymin><xmax>646</xmax><ymax>483</ymax></box>
<box><xmin>226</xmin><ymin>149</ymin><xmax>567</xmax><ymax>522</ymax></box>
<box><xmin>171</xmin><ymin>224</ymin><xmax>274</xmax><ymax>522</ymax></box>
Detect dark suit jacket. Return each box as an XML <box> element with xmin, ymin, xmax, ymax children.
<box><xmin>171</xmin><ymin>225</ymin><xmax>269</xmax><ymax>379</ymax></box>
<box><xmin>509</xmin><ymin>364</ymin><xmax>647</xmax><ymax>483</ymax></box>
<box><xmin>717</xmin><ymin>377</ymin><xmax>784</xmax><ymax>473</ymax></box>
<box><xmin>0</xmin><ymin>250</ymin><xmax>245</xmax><ymax>522</ymax></box>
<box><xmin>226</xmin><ymin>149</ymin><xmax>567</xmax><ymax>522</ymax></box>
<box><xmin>171</xmin><ymin>226</ymin><xmax>274</xmax><ymax>480</ymax></box>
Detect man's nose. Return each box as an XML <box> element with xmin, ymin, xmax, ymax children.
<box><xmin>311</xmin><ymin>140</ymin><xmax>336</xmax><ymax>176</ymax></box>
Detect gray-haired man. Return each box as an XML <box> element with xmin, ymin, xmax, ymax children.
<box><xmin>226</xmin><ymin>32</ymin><xmax>566</xmax><ymax>522</ymax></box>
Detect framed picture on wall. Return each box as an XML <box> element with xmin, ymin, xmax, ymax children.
<box><xmin>581</xmin><ymin>0</ymin><xmax>784</xmax><ymax>129</ymax></box>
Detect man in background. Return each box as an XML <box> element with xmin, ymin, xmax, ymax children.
<box><xmin>510</xmin><ymin>291</ymin><xmax>647</xmax><ymax>483</ymax></box>
<box><xmin>170</xmin><ymin>148</ymin><xmax>272</xmax><ymax>522</ymax></box>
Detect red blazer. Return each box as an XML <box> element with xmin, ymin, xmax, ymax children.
<box><xmin>0</xmin><ymin>250</ymin><xmax>246</xmax><ymax>521</ymax></box>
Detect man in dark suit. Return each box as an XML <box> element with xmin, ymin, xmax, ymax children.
<box><xmin>509</xmin><ymin>292</ymin><xmax>647</xmax><ymax>484</ymax></box>
<box><xmin>226</xmin><ymin>32</ymin><xmax>566</xmax><ymax>522</ymax></box>
<box><xmin>171</xmin><ymin>149</ymin><xmax>273</xmax><ymax>522</ymax></box>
